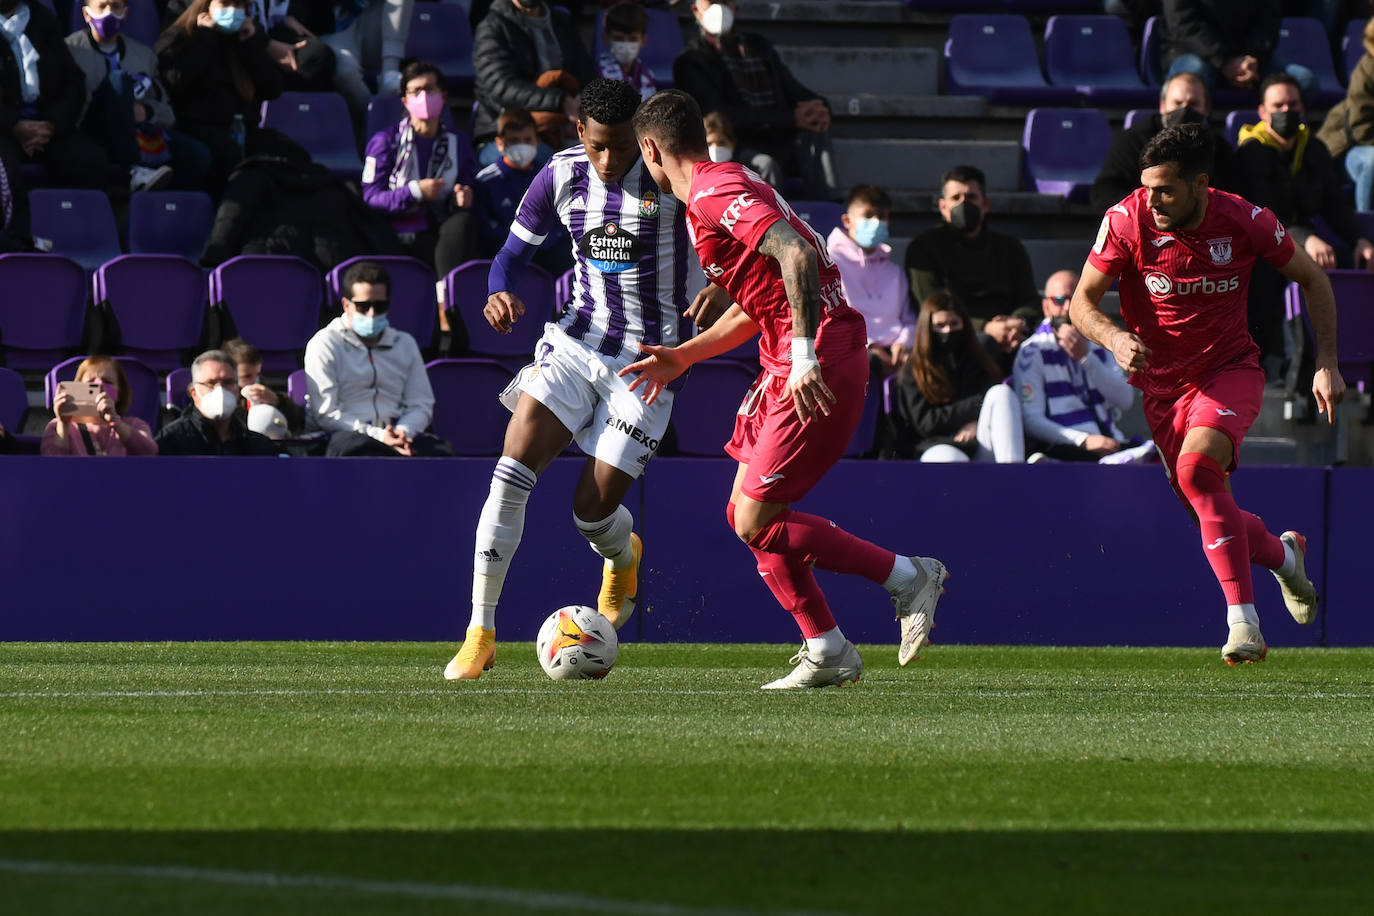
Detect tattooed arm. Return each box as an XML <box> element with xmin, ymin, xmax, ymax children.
<box><xmin>756</xmin><ymin>219</ymin><xmax>835</xmax><ymax>422</ymax></box>
<box><xmin>1069</xmin><ymin>260</ymin><xmax>1151</xmax><ymax>374</ymax></box>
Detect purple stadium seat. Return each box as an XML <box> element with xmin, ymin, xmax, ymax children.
<box><xmin>1343</xmin><ymin>19</ymin><xmax>1366</xmax><ymax>85</ymax></box>
<box><xmin>446</xmin><ymin>260</ymin><xmax>553</xmax><ymax>362</ymax></box>
<box><xmin>944</xmin><ymin>15</ymin><xmax>1076</xmax><ymax>105</ymax></box>
<box><xmin>1357</xmin><ymin>212</ymin><xmax>1374</xmax><ymax>237</ymax></box>
<box><xmin>94</xmin><ymin>255</ymin><xmax>206</xmax><ymax>370</ymax></box>
<box><xmin>45</xmin><ymin>355</ymin><xmax>161</xmax><ymax>429</ymax></box>
<box><xmin>209</xmin><ymin>255</ymin><xmax>323</xmax><ymax>371</ymax></box>
<box><xmin>404</xmin><ymin>4</ymin><xmax>476</xmax><ymax>92</ymax></box>
<box><xmin>1140</xmin><ymin>15</ymin><xmax>1163</xmax><ymax>86</ymax></box>
<box><xmin>260</xmin><ymin>92</ymin><xmax>363</xmax><ymax>179</ymax></box>
<box><xmin>166</xmin><ymin>367</ymin><xmax>191</xmax><ymax>409</ymax></box>
<box><xmin>555</xmin><ymin>267</ymin><xmax>574</xmax><ymax>308</ymax></box>
<box><xmin>843</xmin><ymin>371</ymin><xmax>881</xmax><ymax>457</ymax></box>
<box><xmin>592</xmin><ymin>6</ymin><xmax>684</xmax><ymax>87</ymax></box>
<box><xmin>1225</xmin><ymin>110</ymin><xmax>1251</xmax><ymax>148</ymax></box>
<box><xmin>1275</xmin><ymin>18</ymin><xmax>1345</xmax><ymax>104</ymax></box>
<box><xmin>1288</xmin><ymin>271</ymin><xmax>1374</xmax><ymax>391</ymax></box>
<box><xmin>68</xmin><ymin>0</ymin><xmax>158</xmax><ymax>45</ymax></box>
<box><xmin>882</xmin><ymin>372</ymin><xmax>899</xmax><ymax>416</ymax></box>
<box><xmin>1123</xmin><ymin>108</ymin><xmax>1154</xmax><ymax>130</ymax></box>
<box><xmin>1022</xmin><ymin>108</ymin><xmax>1112</xmax><ymax>200</ymax></box>
<box><xmin>287</xmin><ymin>369</ymin><xmax>307</xmax><ymax>408</ymax></box>
<box><xmin>1044</xmin><ymin>15</ymin><xmax>1154</xmax><ymax>106</ymax></box>
<box><xmin>327</xmin><ymin>255</ymin><xmax>438</xmax><ymax>349</ymax></box>
<box><xmin>128</xmin><ymin>191</ymin><xmax>214</xmax><ymax>260</ymax></box>
<box><xmin>0</xmin><ymin>366</ymin><xmax>26</xmax><ymax>432</ymax></box>
<box><xmin>0</xmin><ymin>254</ymin><xmax>88</xmax><ymax>369</ymax></box>
<box><xmin>790</xmin><ymin>200</ymin><xmax>844</xmax><ymax>240</ymax></box>
<box><xmin>365</xmin><ymin>92</ymin><xmax>458</xmax><ymax>140</ymax></box>
<box><xmin>425</xmin><ymin>358</ymin><xmax>514</xmax><ymax>455</ymax></box>
<box><xmin>671</xmin><ymin>359</ymin><xmax>757</xmax><ymax>456</ymax></box>
<box><xmin>29</xmin><ymin>189</ymin><xmax>121</xmax><ymax>273</ymax></box>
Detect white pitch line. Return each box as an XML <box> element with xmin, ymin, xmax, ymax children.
<box><xmin>0</xmin><ymin>858</ymin><xmax>850</xmax><ymax>916</ymax></box>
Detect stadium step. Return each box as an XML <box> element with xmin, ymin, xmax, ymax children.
<box><xmin>776</xmin><ymin>46</ymin><xmax>939</xmax><ymax>96</ymax></box>
<box><xmin>832</xmin><ymin>138</ymin><xmax>1023</xmax><ymax>192</ymax></box>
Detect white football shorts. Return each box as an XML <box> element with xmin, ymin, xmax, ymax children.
<box><xmin>499</xmin><ymin>323</ymin><xmax>673</xmax><ymax>479</ymax></box>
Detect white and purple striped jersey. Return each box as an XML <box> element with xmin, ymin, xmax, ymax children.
<box><xmin>502</xmin><ymin>147</ymin><xmax>690</xmax><ymax>361</ymax></box>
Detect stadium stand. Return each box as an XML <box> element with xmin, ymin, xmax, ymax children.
<box><xmin>404</xmin><ymin>3</ymin><xmax>477</xmax><ymax>93</ymax></box>
<box><xmin>0</xmin><ymin>254</ymin><xmax>88</xmax><ymax>370</ymax></box>
<box><xmin>1043</xmin><ymin>14</ymin><xmax>1153</xmax><ymax>106</ymax></box>
<box><xmin>1275</xmin><ymin>17</ymin><xmax>1347</xmax><ymax>105</ymax></box>
<box><xmin>127</xmin><ymin>192</ymin><xmax>215</xmax><ymax>260</ymax></box>
<box><xmin>1022</xmin><ymin>108</ymin><xmax>1112</xmax><ymax>200</ymax></box>
<box><xmin>94</xmin><ymin>255</ymin><xmax>207</xmax><ymax>371</ymax></box>
<box><xmin>425</xmin><ymin>357</ymin><xmax>514</xmax><ymax>455</ymax></box>
<box><xmin>669</xmin><ymin>359</ymin><xmax>758</xmax><ymax>456</ymax></box>
<box><xmin>259</xmin><ymin>92</ymin><xmax>365</xmax><ymax>179</ymax></box>
<box><xmin>327</xmin><ymin>255</ymin><xmax>440</xmax><ymax>351</ymax></box>
<box><xmin>29</xmin><ymin>190</ymin><xmax>122</xmax><ymax>273</ymax></box>
<box><xmin>208</xmin><ymin>256</ymin><xmax>323</xmax><ymax>372</ymax></box>
<box><xmin>592</xmin><ymin>5</ymin><xmax>685</xmax><ymax>87</ymax></box>
<box><xmin>446</xmin><ymin>260</ymin><xmax>554</xmax><ymax>368</ymax></box>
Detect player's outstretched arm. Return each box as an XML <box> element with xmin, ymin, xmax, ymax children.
<box><xmin>619</xmin><ymin>304</ymin><xmax>759</xmax><ymax>404</ymax></box>
<box><xmin>1279</xmin><ymin>242</ymin><xmax>1347</xmax><ymax>423</ymax></box>
<box><xmin>757</xmin><ymin>220</ymin><xmax>835</xmax><ymax>422</ymax></box>
<box><xmin>1070</xmin><ymin>261</ymin><xmax>1151</xmax><ymax>374</ymax></box>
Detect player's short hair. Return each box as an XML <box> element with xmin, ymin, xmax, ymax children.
<box><xmin>577</xmin><ymin>77</ymin><xmax>643</xmax><ymax>127</ymax></box>
<box><xmin>604</xmin><ymin>0</ymin><xmax>648</xmax><ymax>34</ymax></box>
<box><xmin>939</xmin><ymin>165</ymin><xmax>985</xmax><ymax>197</ymax></box>
<box><xmin>398</xmin><ymin>59</ymin><xmax>443</xmax><ymax>97</ymax></box>
<box><xmin>1259</xmin><ymin>71</ymin><xmax>1302</xmax><ymax>99</ymax></box>
<box><xmin>342</xmin><ymin>261</ymin><xmax>392</xmax><ymax>299</ymax></box>
<box><xmin>632</xmin><ymin>89</ymin><xmax>708</xmax><ymax>156</ymax></box>
<box><xmin>845</xmin><ymin>184</ymin><xmax>891</xmax><ymax>212</ymax></box>
<box><xmin>1139</xmin><ymin>123</ymin><xmax>1214</xmax><ymax>182</ymax></box>
<box><xmin>497</xmin><ymin>107</ymin><xmax>536</xmax><ymax>138</ymax></box>
<box><xmin>223</xmin><ymin>338</ymin><xmax>262</xmax><ymax>367</ymax></box>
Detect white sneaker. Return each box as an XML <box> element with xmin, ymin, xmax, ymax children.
<box><xmin>761</xmin><ymin>641</ymin><xmax>863</xmax><ymax>689</ymax></box>
<box><xmin>1222</xmin><ymin>622</ymin><xmax>1268</xmax><ymax>666</ymax></box>
<box><xmin>891</xmin><ymin>557</ymin><xmax>948</xmax><ymax>666</ymax></box>
<box><xmin>130</xmin><ymin>164</ymin><xmax>173</xmax><ymax>192</ymax></box>
<box><xmin>1272</xmin><ymin>530</ymin><xmax>1318</xmax><ymax>625</ymax></box>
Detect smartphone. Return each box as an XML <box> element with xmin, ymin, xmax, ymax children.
<box><xmin>56</xmin><ymin>380</ymin><xmax>103</xmax><ymax>422</ymax></box>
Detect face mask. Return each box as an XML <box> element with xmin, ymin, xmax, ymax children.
<box><xmin>1163</xmin><ymin>106</ymin><xmax>1206</xmax><ymax>128</ymax></box>
<box><xmin>932</xmin><ymin>327</ymin><xmax>966</xmax><ymax>351</ymax></box>
<box><xmin>609</xmin><ymin>40</ymin><xmax>640</xmax><ymax>68</ymax></box>
<box><xmin>404</xmin><ymin>90</ymin><xmax>445</xmax><ymax>122</ymax></box>
<box><xmin>1270</xmin><ymin>110</ymin><xmax>1303</xmax><ymax>140</ymax></box>
<box><xmin>89</xmin><ymin>10</ymin><xmax>126</xmax><ymax>41</ymax></box>
<box><xmin>351</xmin><ymin>312</ymin><xmax>388</xmax><ymax>338</ymax></box>
<box><xmin>948</xmin><ymin>199</ymin><xmax>982</xmax><ymax>233</ymax></box>
<box><xmin>211</xmin><ymin>6</ymin><xmax>246</xmax><ymax>32</ymax></box>
<box><xmin>707</xmin><ymin>144</ymin><xmax>733</xmax><ymax>163</ymax></box>
<box><xmin>197</xmin><ymin>385</ymin><xmax>238</xmax><ymax>421</ymax></box>
<box><xmin>503</xmin><ymin>142</ymin><xmax>537</xmax><ymax>169</ymax></box>
<box><xmin>700</xmin><ymin>2</ymin><xmax>733</xmax><ymax>37</ymax></box>
<box><xmin>850</xmin><ymin>217</ymin><xmax>889</xmax><ymax>249</ymax></box>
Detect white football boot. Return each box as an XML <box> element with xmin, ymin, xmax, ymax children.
<box><xmin>1222</xmin><ymin>622</ymin><xmax>1268</xmax><ymax>666</ymax></box>
<box><xmin>891</xmin><ymin>556</ymin><xmax>948</xmax><ymax>665</ymax></box>
<box><xmin>761</xmin><ymin>641</ymin><xmax>863</xmax><ymax>690</ymax></box>
<box><xmin>1272</xmin><ymin>530</ymin><xmax>1318</xmax><ymax>625</ymax></box>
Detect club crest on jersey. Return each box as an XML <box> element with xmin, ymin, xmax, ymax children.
<box><xmin>1207</xmin><ymin>237</ymin><xmax>1233</xmax><ymax>266</ymax></box>
<box><xmin>638</xmin><ymin>190</ymin><xmax>659</xmax><ymax>218</ymax></box>
<box><xmin>580</xmin><ymin>222</ymin><xmax>642</xmax><ymax>273</ymax></box>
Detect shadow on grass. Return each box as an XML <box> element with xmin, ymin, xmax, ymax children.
<box><xmin>2</xmin><ymin>829</ymin><xmax>1372</xmax><ymax>915</ymax></box>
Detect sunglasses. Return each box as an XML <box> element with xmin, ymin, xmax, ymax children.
<box><xmin>350</xmin><ymin>299</ymin><xmax>391</xmax><ymax>314</ymax></box>
<box><xmin>1048</xmin><ymin>295</ymin><xmax>1070</xmax><ymax>306</ymax></box>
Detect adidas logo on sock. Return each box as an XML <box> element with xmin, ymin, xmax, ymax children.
<box><xmin>478</xmin><ymin>549</ymin><xmax>502</xmax><ymax>562</ymax></box>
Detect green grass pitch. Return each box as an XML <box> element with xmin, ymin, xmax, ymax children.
<box><xmin>3</xmin><ymin>641</ymin><xmax>1373</xmax><ymax>915</ymax></box>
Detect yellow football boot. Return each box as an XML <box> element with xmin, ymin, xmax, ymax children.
<box><xmin>444</xmin><ymin>626</ymin><xmax>496</xmax><ymax>680</ymax></box>
<box><xmin>597</xmin><ymin>533</ymin><xmax>642</xmax><ymax>630</ymax></box>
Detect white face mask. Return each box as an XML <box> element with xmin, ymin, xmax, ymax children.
<box><xmin>609</xmin><ymin>40</ymin><xmax>640</xmax><ymax>68</ymax></box>
<box><xmin>197</xmin><ymin>385</ymin><xmax>238</xmax><ymax>421</ymax></box>
<box><xmin>503</xmin><ymin>142</ymin><xmax>537</xmax><ymax>169</ymax></box>
<box><xmin>707</xmin><ymin>144</ymin><xmax>734</xmax><ymax>163</ymax></box>
<box><xmin>700</xmin><ymin>2</ymin><xmax>733</xmax><ymax>37</ymax></box>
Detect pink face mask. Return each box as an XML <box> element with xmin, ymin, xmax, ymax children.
<box><xmin>404</xmin><ymin>91</ymin><xmax>445</xmax><ymax>122</ymax></box>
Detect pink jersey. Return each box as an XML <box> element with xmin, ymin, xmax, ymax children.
<box><xmin>685</xmin><ymin>161</ymin><xmax>867</xmax><ymax>377</ymax></box>
<box><xmin>1087</xmin><ymin>187</ymin><xmax>1295</xmax><ymax>399</ymax></box>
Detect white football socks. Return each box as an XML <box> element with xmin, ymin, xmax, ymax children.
<box><xmin>1277</xmin><ymin>541</ymin><xmax>1297</xmax><ymax>578</ymax></box>
<box><xmin>806</xmin><ymin>626</ymin><xmax>846</xmax><ymax>659</ymax></box>
<box><xmin>575</xmin><ymin>505</ymin><xmax>636</xmax><ymax>569</ymax></box>
<box><xmin>470</xmin><ymin>457</ymin><xmax>537</xmax><ymax>630</ymax></box>
<box><xmin>883</xmin><ymin>555</ymin><xmax>919</xmax><ymax>594</ymax></box>
<box><xmin>1226</xmin><ymin>603</ymin><xmax>1260</xmax><ymax>627</ymax></box>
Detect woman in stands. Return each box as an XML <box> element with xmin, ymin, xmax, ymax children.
<box><xmin>42</xmin><ymin>356</ymin><xmax>157</xmax><ymax>456</ymax></box>
<box><xmin>893</xmin><ymin>290</ymin><xmax>1023</xmax><ymax>463</ymax></box>
<box><xmin>155</xmin><ymin>0</ymin><xmax>289</xmax><ymax>195</ymax></box>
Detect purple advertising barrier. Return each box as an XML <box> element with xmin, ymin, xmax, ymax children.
<box><xmin>0</xmin><ymin>457</ymin><xmax>1344</xmax><ymax>645</ymax></box>
<box><xmin>640</xmin><ymin>460</ymin><xmax>1331</xmax><ymax>647</ymax></box>
<box><xmin>1322</xmin><ymin>468</ymin><xmax>1374</xmax><ymax>646</ymax></box>
<box><xmin>0</xmin><ymin>457</ymin><xmax>640</xmax><ymax>643</ymax></box>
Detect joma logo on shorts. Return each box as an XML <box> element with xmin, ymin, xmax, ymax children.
<box><xmin>605</xmin><ymin>416</ymin><xmax>660</xmax><ymax>450</ymax></box>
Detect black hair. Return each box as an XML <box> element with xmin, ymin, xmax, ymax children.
<box><xmin>940</xmin><ymin>164</ymin><xmax>986</xmax><ymax>196</ymax></box>
<box><xmin>845</xmin><ymin>184</ymin><xmax>891</xmax><ymax>211</ymax></box>
<box><xmin>577</xmin><ymin>77</ymin><xmax>643</xmax><ymax>127</ymax></box>
<box><xmin>604</xmin><ymin>0</ymin><xmax>648</xmax><ymax>34</ymax></box>
<box><xmin>1258</xmin><ymin>70</ymin><xmax>1302</xmax><ymax>98</ymax></box>
<box><xmin>342</xmin><ymin>261</ymin><xmax>392</xmax><ymax>298</ymax></box>
<box><xmin>1139</xmin><ymin>122</ymin><xmax>1214</xmax><ymax>181</ymax></box>
<box><xmin>631</xmin><ymin>89</ymin><xmax>707</xmax><ymax>156</ymax></box>
<box><xmin>398</xmin><ymin>59</ymin><xmax>443</xmax><ymax>97</ymax></box>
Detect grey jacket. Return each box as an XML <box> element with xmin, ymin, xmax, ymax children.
<box><xmin>304</xmin><ymin>317</ymin><xmax>434</xmax><ymax>440</ymax></box>
<box><xmin>65</xmin><ymin>29</ymin><xmax>175</xmax><ymax>127</ymax></box>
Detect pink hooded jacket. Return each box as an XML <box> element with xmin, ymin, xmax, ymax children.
<box><xmin>826</xmin><ymin>226</ymin><xmax>915</xmax><ymax>349</ymax></box>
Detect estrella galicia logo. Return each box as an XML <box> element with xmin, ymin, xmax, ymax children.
<box><xmin>580</xmin><ymin>221</ymin><xmax>641</xmax><ymax>274</ymax></box>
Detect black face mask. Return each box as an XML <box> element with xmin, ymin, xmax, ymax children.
<box><xmin>1163</xmin><ymin>107</ymin><xmax>1206</xmax><ymax>128</ymax></box>
<box><xmin>932</xmin><ymin>328</ymin><xmax>967</xmax><ymax>351</ymax></box>
<box><xmin>948</xmin><ymin>200</ymin><xmax>982</xmax><ymax>233</ymax></box>
<box><xmin>1270</xmin><ymin>110</ymin><xmax>1303</xmax><ymax>140</ymax></box>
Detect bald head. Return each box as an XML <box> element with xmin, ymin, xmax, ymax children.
<box><xmin>1043</xmin><ymin>270</ymin><xmax>1078</xmax><ymax>318</ymax></box>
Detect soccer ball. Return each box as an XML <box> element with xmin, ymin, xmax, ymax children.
<box><xmin>535</xmin><ymin>605</ymin><xmax>619</xmax><ymax>680</ymax></box>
